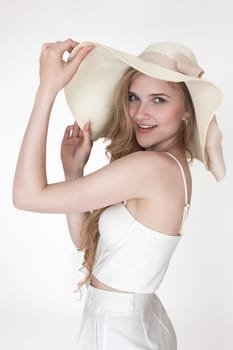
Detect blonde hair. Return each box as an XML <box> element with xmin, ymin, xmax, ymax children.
<box><xmin>75</xmin><ymin>68</ymin><xmax>195</xmax><ymax>298</ymax></box>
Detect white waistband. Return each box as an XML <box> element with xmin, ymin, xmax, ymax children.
<box><xmin>85</xmin><ymin>284</ymin><xmax>155</xmax><ymax>313</ymax></box>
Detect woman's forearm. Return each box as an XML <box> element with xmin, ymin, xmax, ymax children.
<box><xmin>13</xmin><ymin>86</ymin><xmax>56</xmax><ymax>208</ymax></box>
<box><xmin>66</xmin><ymin>212</ymin><xmax>88</xmax><ymax>249</ymax></box>
<box><xmin>64</xmin><ymin>172</ymin><xmax>88</xmax><ymax>249</ymax></box>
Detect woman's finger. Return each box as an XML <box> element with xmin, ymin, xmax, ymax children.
<box><xmin>41</xmin><ymin>39</ymin><xmax>79</xmax><ymax>57</ymax></box>
<box><xmin>42</xmin><ymin>43</ymin><xmax>49</xmax><ymax>51</ymax></box>
<box><xmin>63</xmin><ymin>122</ymin><xmax>82</xmax><ymax>140</ymax></box>
<box><xmin>56</xmin><ymin>39</ymin><xmax>79</xmax><ymax>56</ymax></box>
<box><xmin>67</xmin><ymin>40</ymin><xmax>80</xmax><ymax>53</ymax></box>
<box><xmin>63</xmin><ymin>125</ymin><xmax>74</xmax><ymax>139</ymax></box>
<box><xmin>68</xmin><ymin>45</ymin><xmax>95</xmax><ymax>72</ymax></box>
<box><xmin>83</xmin><ymin>121</ymin><xmax>92</xmax><ymax>147</ymax></box>
<box><xmin>72</xmin><ymin>121</ymin><xmax>80</xmax><ymax>138</ymax></box>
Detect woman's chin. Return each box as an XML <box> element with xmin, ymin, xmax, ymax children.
<box><xmin>136</xmin><ymin>139</ymin><xmax>156</xmax><ymax>150</ymax></box>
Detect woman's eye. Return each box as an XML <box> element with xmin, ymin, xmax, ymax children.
<box><xmin>154</xmin><ymin>97</ymin><xmax>165</xmax><ymax>103</ymax></box>
<box><xmin>128</xmin><ymin>93</ymin><xmax>138</xmax><ymax>102</ymax></box>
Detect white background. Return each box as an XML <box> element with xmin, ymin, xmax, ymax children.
<box><xmin>1</xmin><ymin>0</ymin><xmax>232</xmax><ymax>349</ymax></box>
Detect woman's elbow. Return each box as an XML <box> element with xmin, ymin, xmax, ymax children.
<box><xmin>12</xmin><ymin>192</ymin><xmax>32</xmax><ymax>211</ymax></box>
<box><xmin>12</xmin><ymin>185</ymin><xmax>37</xmax><ymax>211</ymax></box>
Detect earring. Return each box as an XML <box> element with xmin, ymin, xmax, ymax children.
<box><xmin>183</xmin><ymin>118</ymin><xmax>188</xmax><ymax>127</ymax></box>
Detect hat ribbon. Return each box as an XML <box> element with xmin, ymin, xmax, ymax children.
<box><xmin>139</xmin><ymin>51</ymin><xmax>204</xmax><ymax>78</ymax></box>
<box><xmin>204</xmin><ymin>116</ymin><xmax>226</xmax><ymax>181</ymax></box>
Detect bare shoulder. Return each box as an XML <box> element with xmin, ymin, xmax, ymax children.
<box><xmin>124</xmin><ymin>150</ymin><xmax>186</xmax><ymax>181</ymax></box>
<box><xmin>144</xmin><ymin>151</ymin><xmax>192</xmax><ymax>206</ymax></box>
<box><xmin>119</xmin><ymin>150</ymin><xmax>172</xmax><ymax>174</ymax></box>
<box><xmin>125</xmin><ymin>151</ymin><xmax>192</xmax><ymax>235</ymax></box>
<box><xmin>124</xmin><ymin>150</ymin><xmax>192</xmax><ymax>201</ymax></box>
<box><xmin>119</xmin><ymin>150</ymin><xmax>191</xmax><ymax>194</ymax></box>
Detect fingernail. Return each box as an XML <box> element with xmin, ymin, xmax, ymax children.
<box><xmin>85</xmin><ymin>121</ymin><xmax>91</xmax><ymax>130</ymax></box>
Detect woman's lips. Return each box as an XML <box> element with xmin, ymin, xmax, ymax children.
<box><xmin>136</xmin><ymin>123</ymin><xmax>158</xmax><ymax>133</ymax></box>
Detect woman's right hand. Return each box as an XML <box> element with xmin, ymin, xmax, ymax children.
<box><xmin>39</xmin><ymin>39</ymin><xmax>94</xmax><ymax>96</ymax></box>
<box><xmin>61</xmin><ymin>121</ymin><xmax>93</xmax><ymax>180</ymax></box>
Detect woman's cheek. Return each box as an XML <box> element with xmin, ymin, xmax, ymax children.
<box><xmin>128</xmin><ymin>104</ymin><xmax>136</xmax><ymax>119</ymax></box>
<box><xmin>160</xmin><ymin>107</ymin><xmax>183</xmax><ymax>124</ymax></box>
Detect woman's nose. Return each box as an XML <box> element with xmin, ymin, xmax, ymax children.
<box><xmin>134</xmin><ymin>102</ymin><xmax>151</xmax><ymax>121</ymax></box>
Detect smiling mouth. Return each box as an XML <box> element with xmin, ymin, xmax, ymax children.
<box><xmin>137</xmin><ymin>124</ymin><xmax>158</xmax><ymax>129</ymax></box>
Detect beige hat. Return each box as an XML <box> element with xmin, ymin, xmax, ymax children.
<box><xmin>64</xmin><ymin>41</ymin><xmax>226</xmax><ymax>181</ymax></box>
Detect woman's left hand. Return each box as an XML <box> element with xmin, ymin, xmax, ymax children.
<box><xmin>61</xmin><ymin>121</ymin><xmax>93</xmax><ymax>180</ymax></box>
<box><xmin>39</xmin><ymin>38</ymin><xmax>94</xmax><ymax>95</ymax></box>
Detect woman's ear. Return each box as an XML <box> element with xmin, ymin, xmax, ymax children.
<box><xmin>181</xmin><ymin>110</ymin><xmax>191</xmax><ymax>126</ymax></box>
<box><xmin>183</xmin><ymin>109</ymin><xmax>191</xmax><ymax>121</ymax></box>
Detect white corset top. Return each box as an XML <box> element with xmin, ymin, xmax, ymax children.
<box><xmin>92</xmin><ymin>203</ymin><xmax>181</xmax><ymax>293</ymax></box>
<box><xmin>92</xmin><ymin>152</ymin><xmax>190</xmax><ymax>293</ymax></box>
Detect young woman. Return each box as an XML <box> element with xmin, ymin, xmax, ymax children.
<box><xmin>13</xmin><ymin>39</ymin><xmax>225</xmax><ymax>349</ymax></box>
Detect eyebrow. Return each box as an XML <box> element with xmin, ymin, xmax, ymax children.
<box><xmin>129</xmin><ymin>91</ymin><xmax>171</xmax><ymax>98</ymax></box>
<box><xmin>150</xmin><ymin>93</ymin><xmax>170</xmax><ymax>98</ymax></box>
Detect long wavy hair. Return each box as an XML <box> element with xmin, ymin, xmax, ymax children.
<box><xmin>75</xmin><ymin>67</ymin><xmax>195</xmax><ymax>298</ymax></box>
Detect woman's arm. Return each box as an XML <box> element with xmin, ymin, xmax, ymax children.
<box><xmin>65</xmin><ymin>212</ymin><xmax>88</xmax><ymax>249</ymax></box>
<box><xmin>60</xmin><ymin>122</ymin><xmax>93</xmax><ymax>249</ymax></box>
<box><xmin>13</xmin><ymin>39</ymin><xmax>94</xmax><ymax>209</ymax></box>
<box><xmin>12</xmin><ymin>40</ymin><xmax>169</xmax><ymax>214</ymax></box>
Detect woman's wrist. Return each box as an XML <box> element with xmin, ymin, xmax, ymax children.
<box><xmin>36</xmin><ymin>84</ymin><xmax>58</xmax><ymax>102</ymax></box>
<box><xmin>64</xmin><ymin>169</ymin><xmax>83</xmax><ymax>181</ymax></box>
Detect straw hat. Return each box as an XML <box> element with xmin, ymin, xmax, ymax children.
<box><xmin>64</xmin><ymin>41</ymin><xmax>226</xmax><ymax>181</ymax></box>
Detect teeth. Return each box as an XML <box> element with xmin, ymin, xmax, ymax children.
<box><xmin>138</xmin><ymin>124</ymin><xmax>157</xmax><ymax>129</ymax></box>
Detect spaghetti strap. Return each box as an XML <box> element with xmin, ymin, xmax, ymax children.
<box><xmin>165</xmin><ymin>151</ymin><xmax>190</xmax><ymax>233</ymax></box>
<box><xmin>165</xmin><ymin>152</ymin><xmax>189</xmax><ymax>205</ymax></box>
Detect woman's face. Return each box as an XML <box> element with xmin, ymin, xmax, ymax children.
<box><xmin>128</xmin><ymin>73</ymin><xmax>189</xmax><ymax>151</ymax></box>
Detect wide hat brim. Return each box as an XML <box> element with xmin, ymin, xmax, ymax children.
<box><xmin>64</xmin><ymin>41</ymin><xmax>226</xmax><ymax>181</ymax></box>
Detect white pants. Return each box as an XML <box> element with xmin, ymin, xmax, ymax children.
<box><xmin>76</xmin><ymin>285</ymin><xmax>177</xmax><ymax>349</ymax></box>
